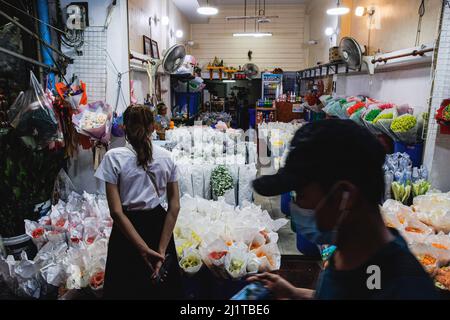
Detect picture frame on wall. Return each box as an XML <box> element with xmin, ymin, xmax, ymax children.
<box><xmin>150</xmin><ymin>39</ymin><xmax>160</xmax><ymax>59</ymax></box>
<box><xmin>143</xmin><ymin>36</ymin><xmax>160</xmax><ymax>59</ymax></box>
<box><xmin>143</xmin><ymin>35</ymin><xmax>152</xmax><ymax>56</ymax></box>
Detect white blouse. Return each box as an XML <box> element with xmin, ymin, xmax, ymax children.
<box><xmin>94</xmin><ymin>143</ymin><xmax>178</xmax><ymax>211</ymax></box>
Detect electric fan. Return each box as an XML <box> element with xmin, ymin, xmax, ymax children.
<box><xmin>150</xmin><ymin>44</ymin><xmax>186</xmax><ymax>76</ymax></box>
<box><xmin>242</xmin><ymin>63</ymin><xmax>260</xmax><ymax>80</ymax></box>
<box><xmin>145</xmin><ymin>44</ymin><xmax>186</xmax><ymax>103</ymax></box>
<box><xmin>339</xmin><ymin>37</ymin><xmax>375</xmax><ymax>74</ymax></box>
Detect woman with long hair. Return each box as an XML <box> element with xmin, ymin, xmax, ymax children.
<box><xmin>95</xmin><ymin>105</ymin><xmax>183</xmax><ymax>299</ymax></box>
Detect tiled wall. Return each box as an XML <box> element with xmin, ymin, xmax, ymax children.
<box><xmin>424</xmin><ymin>1</ymin><xmax>450</xmax><ymax>191</ymax></box>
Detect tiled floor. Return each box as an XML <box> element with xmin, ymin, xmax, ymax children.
<box><xmin>253</xmin><ymin>193</ymin><xmax>300</xmax><ymax>256</ymax></box>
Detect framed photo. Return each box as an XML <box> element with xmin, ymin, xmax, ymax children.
<box><xmin>150</xmin><ymin>39</ymin><xmax>160</xmax><ymax>59</ymax></box>
<box><xmin>143</xmin><ymin>35</ymin><xmax>152</xmax><ymax>56</ymax></box>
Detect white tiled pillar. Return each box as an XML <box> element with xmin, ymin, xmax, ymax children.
<box><xmin>423</xmin><ymin>1</ymin><xmax>450</xmax><ymax>191</ymax></box>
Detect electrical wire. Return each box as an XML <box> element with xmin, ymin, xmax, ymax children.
<box><xmin>2</xmin><ymin>0</ymin><xmax>129</xmax><ymax>108</ymax></box>
<box><xmin>415</xmin><ymin>0</ymin><xmax>426</xmax><ymax>46</ymax></box>
<box><xmin>0</xmin><ymin>0</ymin><xmax>67</xmax><ymax>35</ymax></box>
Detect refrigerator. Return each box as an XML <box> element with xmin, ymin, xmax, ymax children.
<box><xmin>261</xmin><ymin>73</ymin><xmax>283</xmax><ymax>102</ymax></box>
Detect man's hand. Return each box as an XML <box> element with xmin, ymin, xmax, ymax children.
<box><xmin>247</xmin><ymin>273</ymin><xmax>297</xmax><ymax>300</ymax></box>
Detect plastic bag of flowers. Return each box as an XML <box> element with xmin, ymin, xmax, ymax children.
<box><xmin>251</xmin><ymin>243</ymin><xmax>281</xmax><ymax>273</ymax></box>
<box><xmin>72</xmin><ymin>101</ymin><xmax>112</xmax><ymax>143</ymax></box>
<box><xmin>211</xmin><ymin>165</ymin><xmax>234</xmax><ymax>200</ymax></box>
<box><xmin>225</xmin><ymin>243</ymin><xmax>249</xmax><ymax>279</ymax></box>
<box><xmin>25</xmin><ymin>220</ymin><xmax>47</xmax><ymax>250</ymax></box>
<box><xmin>400</xmin><ymin>218</ymin><xmax>434</xmax><ymax>244</ymax></box>
<box><xmin>323</xmin><ymin>99</ymin><xmax>348</xmax><ymax>119</ymax></box>
<box><xmin>390</xmin><ymin>113</ymin><xmax>422</xmax><ymax>145</ymax></box>
<box><xmin>373</xmin><ymin>107</ymin><xmax>398</xmax><ymax>139</ymax></box>
<box><xmin>409</xmin><ymin>243</ymin><xmax>444</xmax><ymax>276</ymax></box>
<box><xmin>179</xmin><ymin>248</ymin><xmax>203</xmax><ymax>276</ymax></box>
<box><xmin>361</xmin><ymin>105</ymin><xmax>382</xmax><ymax>135</ymax></box>
<box><xmin>412</xmin><ymin>193</ymin><xmax>450</xmax><ymax>233</ymax></box>
<box><xmin>424</xmin><ymin>233</ymin><xmax>450</xmax><ymax>259</ymax></box>
<box><xmin>199</xmin><ymin>239</ymin><xmax>230</xmax><ymax>279</ymax></box>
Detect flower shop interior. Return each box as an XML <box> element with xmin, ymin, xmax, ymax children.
<box><xmin>1</xmin><ymin>0</ymin><xmax>450</xmax><ymax>300</ymax></box>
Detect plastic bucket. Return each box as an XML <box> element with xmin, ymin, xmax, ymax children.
<box><xmin>280</xmin><ymin>192</ymin><xmax>292</xmax><ymax>216</ymax></box>
<box><xmin>249</xmin><ymin>109</ymin><xmax>256</xmax><ymax>128</ymax></box>
<box><xmin>394</xmin><ymin>141</ymin><xmax>424</xmax><ymax>167</ymax></box>
<box><xmin>296</xmin><ymin>232</ymin><xmax>321</xmax><ymax>258</ymax></box>
<box><xmin>3</xmin><ymin>234</ymin><xmax>37</xmax><ymax>260</ymax></box>
<box><xmin>35</xmin><ymin>200</ymin><xmax>51</xmax><ymax>218</ymax></box>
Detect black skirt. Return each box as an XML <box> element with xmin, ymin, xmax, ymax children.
<box><xmin>103</xmin><ymin>205</ymin><xmax>184</xmax><ymax>300</ymax></box>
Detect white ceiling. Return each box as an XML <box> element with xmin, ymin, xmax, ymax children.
<box><xmin>172</xmin><ymin>0</ymin><xmax>308</xmax><ymax>24</ymax></box>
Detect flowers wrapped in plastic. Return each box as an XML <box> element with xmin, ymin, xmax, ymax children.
<box><xmin>211</xmin><ymin>165</ymin><xmax>234</xmax><ymax>199</ymax></box>
<box><xmin>323</xmin><ymin>99</ymin><xmax>348</xmax><ymax>119</ymax></box>
<box><xmin>412</xmin><ymin>192</ymin><xmax>450</xmax><ymax>233</ymax></box>
<box><xmin>179</xmin><ymin>248</ymin><xmax>203</xmax><ymax>276</ymax></box>
<box><xmin>389</xmin><ymin>113</ymin><xmax>425</xmax><ymax>145</ymax></box>
<box><xmin>0</xmin><ymin>191</ymin><xmax>111</xmax><ymax>299</ymax></box>
<box><xmin>72</xmin><ymin>101</ymin><xmax>112</xmax><ymax>143</ymax></box>
<box><xmin>174</xmin><ymin>195</ymin><xmax>288</xmax><ymax>279</ymax></box>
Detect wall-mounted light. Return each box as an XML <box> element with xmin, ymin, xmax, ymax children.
<box><xmin>223</xmin><ymin>80</ymin><xmax>236</xmax><ymax>83</ymax></box>
<box><xmin>355</xmin><ymin>6</ymin><xmax>375</xmax><ymax>17</ymax></box>
<box><xmin>197</xmin><ymin>0</ymin><xmax>219</xmax><ymax>15</ymax></box>
<box><xmin>161</xmin><ymin>16</ymin><xmax>170</xmax><ymax>25</ymax></box>
<box><xmin>327</xmin><ymin>0</ymin><xmax>350</xmax><ymax>15</ymax></box>
<box><xmin>233</xmin><ymin>32</ymin><xmax>272</xmax><ymax>37</ymax></box>
<box><xmin>175</xmin><ymin>30</ymin><xmax>184</xmax><ymax>38</ymax></box>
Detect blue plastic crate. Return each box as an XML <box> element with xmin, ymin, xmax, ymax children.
<box><xmin>394</xmin><ymin>141</ymin><xmax>424</xmax><ymax>167</ymax></box>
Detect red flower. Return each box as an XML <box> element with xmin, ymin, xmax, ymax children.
<box><xmin>70</xmin><ymin>237</ymin><xmax>81</xmax><ymax>244</ymax></box>
<box><xmin>209</xmin><ymin>251</ymin><xmax>228</xmax><ymax>260</ymax></box>
<box><xmin>90</xmin><ymin>271</ymin><xmax>105</xmax><ymax>289</ymax></box>
<box><xmin>55</xmin><ymin>219</ymin><xmax>66</xmax><ymax>228</ymax></box>
<box><xmin>86</xmin><ymin>236</ymin><xmax>96</xmax><ymax>244</ymax></box>
<box><xmin>32</xmin><ymin>228</ymin><xmax>45</xmax><ymax>239</ymax></box>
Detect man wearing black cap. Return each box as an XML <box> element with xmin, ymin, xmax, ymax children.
<box><xmin>249</xmin><ymin>120</ymin><xmax>438</xmax><ymax>300</ymax></box>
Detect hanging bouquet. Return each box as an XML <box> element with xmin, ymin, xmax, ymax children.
<box><xmin>55</xmin><ymin>78</ymin><xmax>87</xmax><ymax>110</ymax></box>
<box><xmin>72</xmin><ymin>101</ymin><xmax>112</xmax><ymax>144</ymax></box>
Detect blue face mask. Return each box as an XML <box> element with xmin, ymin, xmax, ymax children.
<box><xmin>290</xmin><ymin>203</ymin><xmax>336</xmax><ymax>245</ymax></box>
<box><xmin>290</xmin><ymin>191</ymin><xmax>350</xmax><ymax>246</ymax></box>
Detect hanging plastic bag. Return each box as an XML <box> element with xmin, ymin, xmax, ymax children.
<box><xmin>7</xmin><ymin>71</ymin><xmax>59</xmax><ymax>148</ymax></box>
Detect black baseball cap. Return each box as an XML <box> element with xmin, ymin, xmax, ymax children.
<box><xmin>252</xmin><ymin>119</ymin><xmax>386</xmax><ymax>203</ymax></box>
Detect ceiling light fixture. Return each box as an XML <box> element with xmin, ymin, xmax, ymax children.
<box><xmin>233</xmin><ymin>32</ymin><xmax>272</xmax><ymax>37</ymax></box>
<box><xmin>327</xmin><ymin>0</ymin><xmax>350</xmax><ymax>15</ymax></box>
<box><xmin>197</xmin><ymin>0</ymin><xmax>219</xmax><ymax>15</ymax></box>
